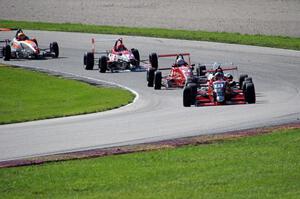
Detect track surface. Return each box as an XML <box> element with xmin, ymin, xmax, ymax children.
<box><xmin>1</xmin><ymin>0</ymin><xmax>300</xmax><ymax>37</ymax></box>
<box><xmin>0</xmin><ymin>30</ymin><xmax>299</xmax><ymax>161</ymax></box>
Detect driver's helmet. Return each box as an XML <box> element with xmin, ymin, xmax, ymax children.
<box><xmin>214</xmin><ymin>72</ymin><xmax>224</xmax><ymax>80</ymax></box>
<box><xmin>17</xmin><ymin>32</ymin><xmax>26</xmax><ymax>41</ymax></box>
<box><xmin>225</xmin><ymin>73</ymin><xmax>233</xmax><ymax>81</ymax></box>
<box><xmin>176</xmin><ymin>57</ymin><xmax>186</xmax><ymax>66</ymax></box>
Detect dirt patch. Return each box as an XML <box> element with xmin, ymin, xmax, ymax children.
<box><xmin>1</xmin><ymin>0</ymin><xmax>299</xmax><ymax>37</ymax></box>
<box><xmin>1</xmin><ymin>122</ymin><xmax>299</xmax><ymax>168</ymax></box>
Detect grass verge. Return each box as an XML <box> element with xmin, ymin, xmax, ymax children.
<box><xmin>0</xmin><ymin>65</ymin><xmax>134</xmax><ymax>124</ymax></box>
<box><xmin>1</xmin><ymin>19</ymin><xmax>300</xmax><ymax>50</ymax></box>
<box><xmin>0</xmin><ymin>128</ymin><xmax>299</xmax><ymax>198</ymax></box>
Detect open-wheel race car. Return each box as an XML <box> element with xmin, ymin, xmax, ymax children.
<box><xmin>0</xmin><ymin>28</ymin><xmax>59</xmax><ymax>60</ymax></box>
<box><xmin>183</xmin><ymin>64</ymin><xmax>256</xmax><ymax>107</ymax></box>
<box><xmin>83</xmin><ymin>38</ymin><xmax>142</xmax><ymax>73</ymax></box>
<box><xmin>146</xmin><ymin>52</ymin><xmax>207</xmax><ymax>89</ymax></box>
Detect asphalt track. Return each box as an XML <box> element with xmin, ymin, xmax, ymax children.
<box><xmin>0</xmin><ymin>30</ymin><xmax>300</xmax><ymax>162</ymax></box>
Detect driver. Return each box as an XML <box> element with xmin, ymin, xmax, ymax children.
<box><xmin>214</xmin><ymin>72</ymin><xmax>224</xmax><ymax>81</ymax></box>
<box><xmin>114</xmin><ymin>38</ymin><xmax>127</xmax><ymax>51</ymax></box>
<box><xmin>175</xmin><ymin>56</ymin><xmax>187</xmax><ymax>67</ymax></box>
<box><xmin>16</xmin><ymin>29</ymin><xmax>29</xmax><ymax>41</ymax></box>
<box><xmin>225</xmin><ymin>73</ymin><xmax>236</xmax><ymax>87</ymax></box>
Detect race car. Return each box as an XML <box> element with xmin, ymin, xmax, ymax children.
<box><xmin>146</xmin><ymin>53</ymin><xmax>206</xmax><ymax>89</ymax></box>
<box><xmin>83</xmin><ymin>38</ymin><xmax>141</xmax><ymax>73</ymax></box>
<box><xmin>0</xmin><ymin>28</ymin><xmax>59</xmax><ymax>60</ymax></box>
<box><xmin>183</xmin><ymin>65</ymin><xmax>256</xmax><ymax>107</ymax></box>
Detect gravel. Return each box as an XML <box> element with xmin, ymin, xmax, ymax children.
<box><xmin>0</xmin><ymin>0</ymin><xmax>299</xmax><ymax>37</ymax></box>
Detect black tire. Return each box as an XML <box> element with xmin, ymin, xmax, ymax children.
<box><xmin>131</xmin><ymin>48</ymin><xmax>140</xmax><ymax>66</ymax></box>
<box><xmin>85</xmin><ymin>52</ymin><xmax>94</xmax><ymax>70</ymax></box>
<box><xmin>239</xmin><ymin>74</ymin><xmax>248</xmax><ymax>89</ymax></box>
<box><xmin>242</xmin><ymin>77</ymin><xmax>253</xmax><ymax>92</ymax></box>
<box><xmin>147</xmin><ymin>68</ymin><xmax>155</xmax><ymax>87</ymax></box>
<box><xmin>183</xmin><ymin>85</ymin><xmax>192</xmax><ymax>107</ymax></box>
<box><xmin>149</xmin><ymin>53</ymin><xmax>158</xmax><ymax>70</ymax></box>
<box><xmin>196</xmin><ymin>65</ymin><xmax>206</xmax><ymax>76</ymax></box>
<box><xmin>50</xmin><ymin>42</ymin><xmax>59</xmax><ymax>58</ymax></box>
<box><xmin>154</xmin><ymin>71</ymin><xmax>162</xmax><ymax>90</ymax></box>
<box><xmin>245</xmin><ymin>83</ymin><xmax>256</xmax><ymax>104</ymax></box>
<box><xmin>3</xmin><ymin>45</ymin><xmax>11</xmax><ymax>61</ymax></box>
<box><xmin>83</xmin><ymin>53</ymin><xmax>87</xmax><ymax>66</ymax></box>
<box><xmin>99</xmin><ymin>56</ymin><xmax>108</xmax><ymax>73</ymax></box>
<box><xmin>186</xmin><ymin>83</ymin><xmax>197</xmax><ymax>105</ymax></box>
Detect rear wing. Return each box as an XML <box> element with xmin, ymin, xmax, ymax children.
<box><xmin>150</xmin><ymin>53</ymin><xmax>192</xmax><ymax>70</ymax></box>
<box><xmin>206</xmin><ymin>66</ymin><xmax>238</xmax><ymax>73</ymax></box>
<box><xmin>91</xmin><ymin>38</ymin><xmax>121</xmax><ymax>55</ymax></box>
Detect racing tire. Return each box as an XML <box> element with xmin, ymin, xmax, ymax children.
<box><xmin>99</xmin><ymin>56</ymin><xmax>108</xmax><ymax>73</ymax></box>
<box><xmin>131</xmin><ymin>48</ymin><xmax>140</xmax><ymax>66</ymax></box>
<box><xmin>186</xmin><ymin>83</ymin><xmax>197</xmax><ymax>105</ymax></box>
<box><xmin>242</xmin><ymin>77</ymin><xmax>253</xmax><ymax>92</ymax></box>
<box><xmin>196</xmin><ymin>65</ymin><xmax>206</xmax><ymax>76</ymax></box>
<box><xmin>85</xmin><ymin>52</ymin><xmax>94</xmax><ymax>70</ymax></box>
<box><xmin>149</xmin><ymin>53</ymin><xmax>158</xmax><ymax>70</ymax></box>
<box><xmin>154</xmin><ymin>71</ymin><xmax>162</xmax><ymax>90</ymax></box>
<box><xmin>83</xmin><ymin>53</ymin><xmax>87</xmax><ymax>66</ymax></box>
<box><xmin>239</xmin><ymin>74</ymin><xmax>248</xmax><ymax>89</ymax></box>
<box><xmin>3</xmin><ymin>45</ymin><xmax>11</xmax><ymax>61</ymax></box>
<box><xmin>245</xmin><ymin>82</ymin><xmax>256</xmax><ymax>104</ymax></box>
<box><xmin>147</xmin><ymin>68</ymin><xmax>155</xmax><ymax>87</ymax></box>
<box><xmin>50</xmin><ymin>42</ymin><xmax>59</xmax><ymax>58</ymax></box>
<box><xmin>183</xmin><ymin>85</ymin><xmax>193</xmax><ymax>107</ymax></box>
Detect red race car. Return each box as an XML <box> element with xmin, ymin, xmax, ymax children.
<box><xmin>183</xmin><ymin>65</ymin><xmax>256</xmax><ymax>107</ymax></box>
<box><xmin>83</xmin><ymin>38</ymin><xmax>141</xmax><ymax>73</ymax></box>
<box><xmin>147</xmin><ymin>53</ymin><xmax>205</xmax><ymax>89</ymax></box>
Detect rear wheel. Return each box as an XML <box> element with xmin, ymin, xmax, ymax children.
<box><xmin>196</xmin><ymin>65</ymin><xmax>206</xmax><ymax>76</ymax></box>
<box><xmin>50</xmin><ymin>42</ymin><xmax>59</xmax><ymax>58</ymax></box>
<box><xmin>99</xmin><ymin>56</ymin><xmax>108</xmax><ymax>73</ymax></box>
<box><xmin>154</xmin><ymin>71</ymin><xmax>162</xmax><ymax>90</ymax></box>
<box><xmin>131</xmin><ymin>48</ymin><xmax>140</xmax><ymax>66</ymax></box>
<box><xmin>239</xmin><ymin>74</ymin><xmax>248</xmax><ymax>89</ymax></box>
<box><xmin>3</xmin><ymin>45</ymin><xmax>11</xmax><ymax>61</ymax></box>
<box><xmin>149</xmin><ymin>53</ymin><xmax>158</xmax><ymax>70</ymax></box>
<box><xmin>83</xmin><ymin>53</ymin><xmax>87</xmax><ymax>66</ymax></box>
<box><xmin>85</xmin><ymin>52</ymin><xmax>94</xmax><ymax>70</ymax></box>
<box><xmin>147</xmin><ymin>68</ymin><xmax>155</xmax><ymax>87</ymax></box>
<box><xmin>245</xmin><ymin>83</ymin><xmax>256</xmax><ymax>104</ymax></box>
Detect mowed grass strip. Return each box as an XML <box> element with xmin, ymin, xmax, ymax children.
<box><xmin>0</xmin><ymin>128</ymin><xmax>299</xmax><ymax>198</ymax></box>
<box><xmin>1</xmin><ymin>19</ymin><xmax>300</xmax><ymax>50</ymax></box>
<box><xmin>0</xmin><ymin>65</ymin><xmax>134</xmax><ymax>124</ymax></box>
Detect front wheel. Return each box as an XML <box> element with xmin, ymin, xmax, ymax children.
<box><xmin>85</xmin><ymin>52</ymin><xmax>94</xmax><ymax>70</ymax></box>
<box><xmin>183</xmin><ymin>85</ymin><xmax>192</xmax><ymax>107</ymax></box>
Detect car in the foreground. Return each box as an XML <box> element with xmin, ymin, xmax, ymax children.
<box><xmin>0</xmin><ymin>28</ymin><xmax>59</xmax><ymax>60</ymax></box>
<box><xmin>83</xmin><ymin>38</ymin><xmax>142</xmax><ymax>73</ymax></box>
<box><xmin>183</xmin><ymin>65</ymin><xmax>256</xmax><ymax>107</ymax></box>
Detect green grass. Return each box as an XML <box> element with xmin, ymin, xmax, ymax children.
<box><xmin>0</xmin><ymin>128</ymin><xmax>299</xmax><ymax>198</ymax></box>
<box><xmin>0</xmin><ymin>65</ymin><xmax>134</xmax><ymax>124</ymax></box>
<box><xmin>1</xmin><ymin>19</ymin><xmax>300</xmax><ymax>50</ymax></box>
